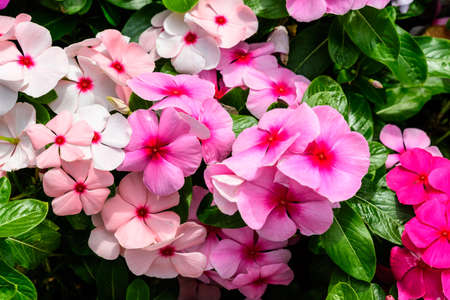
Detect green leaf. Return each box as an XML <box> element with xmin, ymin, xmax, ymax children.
<box><xmin>159</xmin><ymin>61</ymin><xmax>178</xmax><ymax>75</ymax></box>
<box><xmin>220</xmin><ymin>88</ymin><xmax>248</xmax><ymax>113</ymax></box>
<box><xmin>342</xmin><ymin>7</ymin><xmax>400</xmax><ymax>65</ymax></box>
<box><xmin>22</xmin><ymin>90</ymin><xmax>57</xmax><ymax>105</ymax></box>
<box><xmin>346</xmin><ymin>176</ymin><xmax>412</xmax><ymax>245</ymax></box>
<box><xmin>414</xmin><ymin>36</ymin><xmax>450</xmax><ymax>78</ymax></box>
<box><xmin>329</xmin><ymin>269</ymin><xmax>385</xmax><ymax>300</ymax></box>
<box><xmin>0</xmin><ymin>199</ymin><xmax>48</xmax><ymax>238</ymax></box>
<box><xmin>30</xmin><ymin>103</ymin><xmax>51</xmax><ymax>124</ymax></box>
<box><xmin>129</xmin><ymin>93</ymin><xmax>153</xmax><ymax>111</ymax></box>
<box><xmin>367</xmin><ymin>141</ymin><xmax>388</xmax><ymax>174</ymax></box>
<box><xmin>39</xmin><ymin>0</ymin><xmax>89</xmax><ymax>14</ymax></box>
<box><xmin>326</xmin><ymin>282</ymin><xmax>359</xmax><ymax>300</ymax></box>
<box><xmin>347</xmin><ymin>92</ymin><xmax>373</xmax><ymax>140</ymax></box>
<box><xmin>0</xmin><ymin>220</ymin><xmax>61</xmax><ymax>269</ymax></box>
<box><xmin>122</xmin><ymin>3</ymin><xmax>164</xmax><ymax>42</ymax></box>
<box><xmin>96</xmin><ymin>259</ymin><xmax>129</xmax><ymax>300</ymax></box>
<box><xmin>243</xmin><ymin>0</ymin><xmax>288</xmax><ymax>19</ymax></box>
<box><xmin>0</xmin><ymin>275</ymin><xmax>16</xmax><ymax>300</ymax></box>
<box><xmin>197</xmin><ymin>194</ymin><xmax>246</xmax><ymax>228</ymax></box>
<box><xmin>66</xmin><ymin>213</ymin><xmax>91</xmax><ymax>230</ymax></box>
<box><xmin>31</xmin><ymin>11</ymin><xmax>78</xmax><ymax>40</ymax></box>
<box><xmin>303</xmin><ymin>76</ymin><xmax>348</xmax><ymax>117</ymax></box>
<box><xmin>172</xmin><ymin>177</ymin><xmax>192</xmax><ymax>223</ymax></box>
<box><xmin>100</xmin><ymin>1</ymin><xmax>122</xmax><ymax>26</ymax></box>
<box><xmin>162</xmin><ymin>0</ymin><xmax>198</xmax><ymax>13</ymax></box>
<box><xmin>321</xmin><ymin>203</ymin><xmax>376</xmax><ymax>282</ymax></box>
<box><xmin>105</xmin><ymin>0</ymin><xmax>153</xmax><ymax>10</ymax></box>
<box><xmin>0</xmin><ymin>260</ymin><xmax>37</xmax><ymax>300</ymax></box>
<box><xmin>328</xmin><ymin>18</ymin><xmax>359</xmax><ymax>69</ymax></box>
<box><xmin>231</xmin><ymin>114</ymin><xmax>258</xmax><ymax>136</ymax></box>
<box><xmin>288</xmin><ymin>22</ymin><xmax>332</xmax><ymax>79</ymax></box>
<box><xmin>0</xmin><ymin>177</ymin><xmax>11</xmax><ymax>204</ymax></box>
<box><xmin>267</xmin><ymin>101</ymin><xmax>288</xmax><ymax>111</ymax></box>
<box><xmin>126</xmin><ymin>279</ymin><xmax>150</xmax><ymax>300</ymax></box>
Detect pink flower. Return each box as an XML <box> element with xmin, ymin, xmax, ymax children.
<box><xmin>244</xmin><ymin>67</ymin><xmax>310</xmax><ymax>118</ymax></box>
<box><xmin>380</xmin><ymin>124</ymin><xmax>442</xmax><ymax>168</ymax></box>
<box><xmin>232</xmin><ymin>263</ymin><xmax>294</xmax><ymax>299</ymax></box>
<box><xmin>128</xmin><ymin>72</ymin><xmax>215</xmax><ymax>113</ymax></box>
<box><xmin>278</xmin><ymin>106</ymin><xmax>370</xmax><ymax>202</ymax></box>
<box><xmin>88</xmin><ymin>214</ymin><xmax>121</xmax><ymax>260</ymax></box>
<box><xmin>177</xmin><ymin>277</ymin><xmax>221</xmax><ymax>300</ymax></box>
<box><xmin>267</xmin><ymin>26</ymin><xmax>289</xmax><ymax>55</ymax></box>
<box><xmin>118</xmin><ymin>108</ymin><xmax>202</xmax><ymax>196</ymax></box>
<box><xmin>156</xmin><ymin>13</ymin><xmax>220</xmax><ymax>74</ymax></box>
<box><xmin>0</xmin><ymin>14</ymin><xmax>31</xmax><ymax>41</ymax></box>
<box><xmin>43</xmin><ymin>160</ymin><xmax>113</xmax><ymax>216</ymax></box>
<box><xmin>210</xmin><ymin>227</ymin><xmax>291</xmax><ymax>279</ymax></box>
<box><xmin>386</xmin><ymin>149</ymin><xmax>449</xmax><ymax>205</ymax></box>
<box><xmin>139</xmin><ymin>27</ymin><xmax>161</xmax><ymax>61</ymax></box>
<box><xmin>0</xmin><ymin>0</ymin><xmax>10</xmax><ymax>9</ymax></box>
<box><xmin>26</xmin><ymin>111</ymin><xmax>93</xmax><ymax>169</ymax></box>
<box><xmin>101</xmin><ymin>172</ymin><xmax>180</xmax><ymax>249</ymax></box>
<box><xmin>185</xmin><ymin>0</ymin><xmax>258</xmax><ymax>49</ymax></box>
<box><xmin>124</xmin><ymin>222</ymin><xmax>207</xmax><ymax>278</ymax></box>
<box><xmin>429</xmin><ymin>167</ymin><xmax>450</xmax><ymax>198</ymax></box>
<box><xmin>198</xmin><ymin>70</ymin><xmax>230</xmax><ymax>100</ymax></box>
<box><xmin>217</xmin><ymin>42</ymin><xmax>278</xmax><ymax>88</ymax></box>
<box><xmin>224</xmin><ymin>105</ymin><xmax>320</xmax><ymax>180</ymax></box>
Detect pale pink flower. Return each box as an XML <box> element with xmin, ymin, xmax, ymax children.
<box><xmin>26</xmin><ymin>111</ymin><xmax>93</xmax><ymax>169</ymax></box>
<box><xmin>118</xmin><ymin>108</ymin><xmax>202</xmax><ymax>196</ymax></box>
<box><xmin>124</xmin><ymin>222</ymin><xmax>207</xmax><ymax>278</ymax></box>
<box><xmin>217</xmin><ymin>42</ymin><xmax>278</xmax><ymax>88</ymax></box>
<box><xmin>156</xmin><ymin>13</ymin><xmax>220</xmax><ymax>74</ymax></box>
<box><xmin>244</xmin><ymin>67</ymin><xmax>310</xmax><ymax>118</ymax></box>
<box><xmin>232</xmin><ymin>263</ymin><xmax>294</xmax><ymax>299</ymax></box>
<box><xmin>380</xmin><ymin>124</ymin><xmax>442</xmax><ymax>169</ymax></box>
<box><xmin>177</xmin><ymin>276</ymin><xmax>221</xmax><ymax>300</ymax></box>
<box><xmin>88</xmin><ymin>214</ymin><xmax>121</xmax><ymax>260</ymax></box>
<box><xmin>43</xmin><ymin>159</ymin><xmax>113</xmax><ymax>216</ymax></box>
<box><xmin>101</xmin><ymin>172</ymin><xmax>180</xmax><ymax>249</ymax></box>
<box><xmin>267</xmin><ymin>26</ymin><xmax>289</xmax><ymax>55</ymax></box>
<box><xmin>185</xmin><ymin>0</ymin><xmax>258</xmax><ymax>49</ymax></box>
<box><xmin>278</xmin><ymin>106</ymin><xmax>370</xmax><ymax>202</ymax></box>
<box><xmin>139</xmin><ymin>27</ymin><xmax>161</xmax><ymax>61</ymax></box>
<box><xmin>0</xmin><ymin>14</ymin><xmax>31</xmax><ymax>41</ymax></box>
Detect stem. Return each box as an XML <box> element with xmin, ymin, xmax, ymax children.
<box><xmin>436</xmin><ymin>131</ymin><xmax>450</xmax><ymax>145</ymax></box>
<box><xmin>0</xmin><ymin>136</ymin><xmax>19</xmax><ymax>144</ymax></box>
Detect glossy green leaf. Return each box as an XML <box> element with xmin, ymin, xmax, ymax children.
<box><xmin>100</xmin><ymin>1</ymin><xmax>121</xmax><ymax>26</ymax></box>
<box><xmin>321</xmin><ymin>204</ymin><xmax>376</xmax><ymax>282</ymax></box>
<box><xmin>122</xmin><ymin>3</ymin><xmax>164</xmax><ymax>42</ymax></box>
<box><xmin>22</xmin><ymin>90</ymin><xmax>57</xmax><ymax>105</ymax></box>
<box><xmin>0</xmin><ymin>199</ymin><xmax>48</xmax><ymax>238</ymax></box>
<box><xmin>96</xmin><ymin>259</ymin><xmax>129</xmax><ymax>300</ymax></box>
<box><xmin>326</xmin><ymin>282</ymin><xmax>359</xmax><ymax>300</ymax></box>
<box><xmin>347</xmin><ymin>92</ymin><xmax>373</xmax><ymax>140</ymax></box>
<box><xmin>0</xmin><ymin>260</ymin><xmax>37</xmax><ymax>300</ymax></box>
<box><xmin>0</xmin><ymin>177</ymin><xmax>11</xmax><ymax>204</ymax></box>
<box><xmin>126</xmin><ymin>279</ymin><xmax>150</xmax><ymax>300</ymax></box>
<box><xmin>328</xmin><ymin>18</ymin><xmax>359</xmax><ymax>69</ymax></box>
<box><xmin>31</xmin><ymin>103</ymin><xmax>51</xmax><ymax>124</ymax></box>
<box><xmin>243</xmin><ymin>0</ymin><xmax>288</xmax><ymax>19</ymax></box>
<box><xmin>0</xmin><ymin>275</ymin><xmax>16</xmax><ymax>300</ymax></box>
<box><xmin>159</xmin><ymin>61</ymin><xmax>178</xmax><ymax>75</ymax></box>
<box><xmin>220</xmin><ymin>88</ymin><xmax>248</xmax><ymax>113</ymax></box>
<box><xmin>231</xmin><ymin>114</ymin><xmax>258</xmax><ymax>136</ymax></box>
<box><xmin>367</xmin><ymin>141</ymin><xmax>388</xmax><ymax>174</ymax></box>
<box><xmin>105</xmin><ymin>0</ymin><xmax>153</xmax><ymax>10</ymax></box>
<box><xmin>129</xmin><ymin>93</ymin><xmax>153</xmax><ymax>111</ymax></box>
<box><xmin>197</xmin><ymin>194</ymin><xmax>246</xmax><ymax>228</ymax></box>
<box><xmin>414</xmin><ymin>36</ymin><xmax>450</xmax><ymax>78</ymax></box>
<box><xmin>303</xmin><ymin>76</ymin><xmax>348</xmax><ymax>117</ymax></box>
<box><xmin>66</xmin><ymin>213</ymin><xmax>91</xmax><ymax>230</ymax></box>
<box><xmin>329</xmin><ymin>269</ymin><xmax>385</xmax><ymax>300</ymax></box>
<box><xmin>162</xmin><ymin>0</ymin><xmax>198</xmax><ymax>13</ymax></box>
<box><xmin>39</xmin><ymin>0</ymin><xmax>89</xmax><ymax>14</ymax></box>
<box><xmin>172</xmin><ymin>177</ymin><xmax>192</xmax><ymax>223</ymax></box>
<box><xmin>288</xmin><ymin>22</ymin><xmax>332</xmax><ymax>79</ymax></box>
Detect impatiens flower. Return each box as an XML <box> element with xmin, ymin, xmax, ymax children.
<box><xmin>124</xmin><ymin>222</ymin><xmax>207</xmax><ymax>278</ymax></box>
<box><xmin>118</xmin><ymin>108</ymin><xmax>202</xmax><ymax>196</ymax></box>
<box><xmin>244</xmin><ymin>67</ymin><xmax>310</xmax><ymax>118</ymax></box>
<box><xmin>278</xmin><ymin>106</ymin><xmax>370</xmax><ymax>202</ymax></box>
<box><xmin>101</xmin><ymin>172</ymin><xmax>180</xmax><ymax>249</ymax></box>
<box><xmin>224</xmin><ymin>105</ymin><xmax>320</xmax><ymax>180</ymax></box>
<box><xmin>0</xmin><ymin>14</ymin><xmax>31</xmax><ymax>41</ymax></box>
<box><xmin>76</xmin><ymin>105</ymin><xmax>131</xmax><ymax>171</ymax></box>
<box><xmin>43</xmin><ymin>160</ymin><xmax>113</xmax><ymax>216</ymax></box>
<box><xmin>217</xmin><ymin>42</ymin><xmax>278</xmax><ymax>88</ymax></box>
<box><xmin>210</xmin><ymin>227</ymin><xmax>291</xmax><ymax>279</ymax></box>
<box><xmin>26</xmin><ymin>111</ymin><xmax>93</xmax><ymax>169</ymax></box>
<box><xmin>178</xmin><ymin>277</ymin><xmax>221</xmax><ymax>300</ymax></box>
<box><xmin>386</xmin><ymin>149</ymin><xmax>449</xmax><ymax>205</ymax></box>
<box><xmin>185</xmin><ymin>0</ymin><xmax>258</xmax><ymax>49</ymax></box>
<box><xmin>232</xmin><ymin>263</ymin><xmax>294</xmax><ymax>299</ymax></box>
<box><xmin>405</xmin><ymin>199</ymin><xmax>450</xmax><ymax>269</ymax></box>
<box><xmin>50</xmin><ymin>57</ymin><xmax>116</xmax><ymax>113</ymax></box>
<box><xmin>0</xmin><ymin>102</ymin><xmax>36</xmax><ymax>172</ymax></box>
<box><xmin>128</xmin><ymin>72</ymin><xmax>215</xmax><ymax>113</ymax></box>
<box><xmin>88</xmin><ymin>214</ymin><xmax>121</xmax><ymax>260</ymax></box>
<box><xmin>380</xmin><ymin>124</ymin><xmax>442</xmax><ymax>168</ymax></box>
<box><xmin>156</xmin><ymin>13</ymin><xmax>220</xmax><ymax>74</ymax></box>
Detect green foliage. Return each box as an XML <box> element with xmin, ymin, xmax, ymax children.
<box><xmin>346</xmin><ymin>92</ymin><xmax>374</xmax><ymax>140</ymax></box>
<box><xmin>326</xmin><ymin>282</ymin><xmax>359</xmax><ymax>300</ymax></box>
<box><xmin>122</xmin><ymin>3</ymin><xmax>164</xmax><ymax>42</ymax></box>
<box><xmin>243</xmin><ymin>0</ymin><xmax>288</xmax><ymax>19</ymax></box>
<box><xmin>126</xmin><ymin>279</ymin><xmax>150</xmax><ymax>300</ymax></box>
<box><xmin>96</xmin><ymin>259</ymin><xmax>129</xmax><ymax>300</ymax></box>
<box><xmin>303</xmin><ymin>76</ymin><xmax>348</xmax><ymax>117</ymax></box>
<box><xmin>162</xmin><ymin>0</ymin><xmax>198</xmax><ymax>13</ymax></box>
<box><xmin>0</xmin><ymin>177</ymin><xmax>11</xmax><ymax>204</ymax></box>
<box><xmin>328</xmin><ymin>18</ymin><xmax>360</xmax><ymax>69</ymax></box>
<box><xmin>231</xmin><ymin>114</ymin><xmax>258</xmax><ymax>136</ymax></box>
<box><xmin>329</xmin><ymin>269</ymin><xmax>385</xmax><ymax>300</ymax></box>
<box><xmin>414</xmin><ymin>36</ymin><xmax>450</xmax><ymax>78</ymax></box>
<box><xmin>0</xmin><ymin>259</ymin><xmax>37</xmax><ymax>300</ymax></box>
<box><xmin>105</xmin><ymin>0</ymin><xmax>153</xmax><ymax>10</ymax></box>
<box><xmin>128</xmin><ymin>93</ymin><xmax>153</xmax><ymax>111</ymax></box>
<box><xmin>197</xmin><ymin>194</ymin><xmax>246</xmax><ymax>228</ymax></box>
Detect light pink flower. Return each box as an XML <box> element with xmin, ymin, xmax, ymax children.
<box><xmin>43</xmin><ymin>160</ymin><xmax>113</xmax><ymax>216</ymax></box>
<box><xmin>0</xmin><ymin>14</ymin><xmax>31</xmax><ymax>41</ymax></box>
<box><xmin>139</xmin><ymin>27</ymin><xmax>161</xmax><ymax>61</ymax></box>
<box><xmin>267</xmin><ymin>26</ymin><xmax>289</xmax><ymax>55</ymax></box>
<box><xmin>380</xmin><ymin>124</ymin><xmax>442</xmax><ymax>168</ymax></box>
<box><xmin>118</xmin><ymin>108</ymin><xmax>202</xmax><ymax>196</ymax></box>
<box><xmin>185</xmin><ymin>0</ymin><xmax>258</xmax><ymax>49</ymax></box>
<box><xmin>26</xmin><ymin>111</ymin><xmax>93</xmax><ymax>169</ymax></box>
<box><xmin>101</xmin><ymin>172</ymin><xmax>180</xmax><ymax>249</ymax></box>
<box><xmin>224</xmin><ymin>105</ymin><xmax>320</xmax><ymax>180</ymax></box>
<box><xmin>124</xmin><ymin>222</ymin><xmax>207</xmax><ymax>278</ymax></box>
<box><xmin>244</xmin><ymin>67</ymin><xmax>310</xmax><ymax>118</ymax></box>
<box><xmin>217</xmin><ymin>42</ymin><xmax>278</xmax><ymax>88</ymax></box>
<box><xmin>88</xmin><ymin>214</ymin><xmax>121</xmax><ymax>260</ymax></box>
<box><xmin>210</xmin><ymin>227</ymin><xmax>291</xmax><ymax>279</ymax></box>
<box><xmin>278</xmin><ymin>106</ymin><xmax>370</xmax><ymax>202</ymax></box>
<box><xmin>232</xmin><ymin>263</ymin><xmax>294</xmax><ymax>299</ymax></box>
<box><xmin>177</xmin><ymin>276</ymin><xmax>221</xmax><ymax>300</ymax></box>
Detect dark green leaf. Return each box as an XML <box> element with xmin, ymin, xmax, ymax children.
<box><xmin>172</xmin><ymin>177</ymin><xmax>192</xmax><ymax>223</ymax></box>
<box><xmin>347</xmin><ymin>92</ymin><xmax>373</xmax><ymax>140</ymax></box>
<box><xmin>0</xmin><ymin>275</ymin><xmax>16</xmax><ymax>300</ymax></box>
<box><xmin>96</xmin><ymin>259</ymin><xmax>129</xmax><ymax>300</ymax></box>
<box><xmin>0</xmin><ymin>199</ymin><xmax>48</xmax><ymax>238</ymax></box>
<box><xmin>243</xmin><ymin>0</ymin><xmax>288</xmax><ymax>19</ymax></box>
<box><xmin>159</xmin><ymin>62</ymin><xmax>178</xmax><ymax>75</ymax></box>
<box><xmin>22</xmin><ymin>90</ymin><xmax>57</xmax><ymax>105</ymax></box>
<box><xmin>39</xmin><ymin>0</ymin><xmax>89</xmax><ymax>14</ymax></box>
<box><xmin>328</xmin><ymin>18</ymin><xmax>359</xmax><ymax>69</ymax></box>
<box><xmin>162</xmin><ymin>0</ymin><xmax>198</xmax><ymax>13</ymax></box>
<box><xmin>321</xmin><ymin>204</ymin><xmax>376</xmax><ymax>282</ymax></box>
<box><xmin>367</xmin><ymin>141</ymin><xmax>388</xmax><ymax>174</ymax></box>
<box><xmin>0</xmin><ymin>177</ymin><xmax>11</xmax><ymax>204</ymax></box>
<box><xmin>303</xmin><ymin>76</ymin><xmax>348</xmax><ymax>116</ymax></box>
<box><xmin>197</xmin><ymin>194</ymin><xmax>246</xmax><ymax>228</ymax></box>
<box><xmin>126</xmin><ymin>279</ymin><xmax>150</xmax><ymax>300</ymax></box>
<box><xmin>105</xmin><ymin>0</ymin><xmax>153</xmax><ymax>10</ymax></box>
<box><xmin>231</xmin><ymin>114</ymin><xmax>258</xmax><ymax>136</ymax></box>
<box><xmin>336</xmin><ymin>69</ymin><xmax>358</xmax><ymax>84</ymax></box>
<box><xmin>32</xmin><ymin>11</ymin><xmax>78</xmax><ymax>40</ymax></box>
<box><xmin>31</xmin><ymin>103</ymin><xmax>51</xmax><ymax>124</ymax></box>
<box><xmin>414</xmin><ymin>36</ymin><xmax>450</xmax><ymax>78</ymax></box>
<box><xmin>129</xmin><ymin>93</ymin><xmax>153</xmax><ymax>111</ymax></box>
<box><xmin>66</xmin><ymin>213</ymin><xmax>91</xmax><ymax>230</ymax></box>
<box><xmin>267</xmin><ymin>101</ymin><xmax>288</xmax><ymax>111</ymax></box>
<box><xmin>326</xmin><ymin>282</ymin><xmax>359</xmax><ymax>300</ymax></box>
<box><xmin>0</xmin><ymin>260</ymin><xmax>37</xmax><ymax>300</ymax></box>
<box><xmin>100</xmin><ymin>1</ymin><xmax>122</xmax><ymax>26</ymax></box>
<box><xmin>122</xmin><ymin>3</ymin><xmax>164</xmax><ymax>42</ymax></box>
<box><xmin>220</xmin><ymin>88</ymin><xmax>248</xmax><ymax>113</ymax></box>
<box><xmin>329</xmin><ymin>268</ymin><xmax>385</xmax><ymax>300</ymax></box>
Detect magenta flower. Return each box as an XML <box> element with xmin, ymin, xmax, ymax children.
<box><xmin>278</xmin><ymin>106</ymin><xmax>370</xmax><ymax>202</ymax></box>
<box><xmin>43</xmin><ymin>160</ymin><xmax>113</xmax><ymax>216</ymax></box>
<box><xmin>210</xmin><ymin>227</ymin><xmax>291</xmax><ymax>279</ymax></box>
<box><xmin>0</xmin><ymin>0</ymin><xmax>10</xmax><ymax>10</ymax></box>
<box><xmin>232</xmin><ymin>263</ymin><xmax>294</xmax><ymax>299</ymax></box>
<box><xmin>429</xmin><ymin>167</ymin><xmax>450</xmax><ymax>197</ymax></box>
<box><xmin>380</xmin><ymin>124</ymin><xmax>442</xmax><ymax>168</ymax></box>
<box><xmin>118</xmin><ymin>108</ymin><xmax>202</xmax><ymax>196</ymax></box>
<box><xmin>386</xmin><ymin>149</ymin><xmax>449</xmax><ymax>205</ymax></box>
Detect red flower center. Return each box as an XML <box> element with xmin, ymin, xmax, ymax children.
<box><xmin>184</xmin><ymin>32</ymin><xmax>198</xmax><ymax>45</ymax></box>
<box><xmin>74</xmin><ymin>182</ymin><xmax>87</xmax><ymax>194</ymax></box>
<box><xmin>233</xmin><ymin>50</ymin><xmax>252</xmax><ymax>64</ymax></box>
<box><xmin>159</xmin><ymin>246</ymin><xmax>175</xmax><ymax>257</ymax></box>
<box><xmin>253</xmin><ymin>277</ymin><xmax>267</xmax><ymax>286</ymax></box>
<box><xmin>54</xmin><ymin>135</ymin><xmax>66</xmax><ymax>145</ymax></box>
<box><xmin>245</xmin><ymin>246</ymin><xmax>260</xmax><ymax>260</ymax></box>
<box><xmin>416</xmin><ymin>174</ymin><xmax>428</xmax><ymax>185</ymax></box>
<box><xmin>215</xmin><ymin>15</ymin><xmax>227</xmax><ymax>25</ymax></box>
<box><xmin>92</xmin><ymin>131</ymin><xmax>101</xmax><ymax>144</ymax></box>
<box><xmin>136</xmin><ymin>206</ymin><xmax>150</xmax><ymax>219</ymax></box>
<box><xmin>145</xmin><ymin>139</ymin><xmax>167</xmax><ymax>159</ymax></box>
<box><xmin>77</xmin><ymin>77</ymin><xmax>94</xmax><ymax>93</ymax></box>
<box><xmin>306</xmin><ymin>141</ymin><xmax>335</xmax><ymax>169</ymax></box>
<box><xmin>441</xmin><ymin>230</ymin><xmax>449</xmax><ymax>240</ymax></box>
<box><xmin>110</xmin><ymin>61</ymin><xmax>125</xmax><ymax>73</ymax></box>
<box><xmin>274</xmin><ymin>82</ymin><xmax>290</xmax><ymax>96</ymax></box>
<box><xmin>18</xmin><ymin>55</ymin><xmax>34</xmax><ymax>68</ymax></box>
<box><xmin>166</xmin><ymin>86</ymin><xmax>187</xmax><ymax>97</ymax></box>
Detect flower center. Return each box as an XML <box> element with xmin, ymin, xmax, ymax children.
<box><xmin>215</xmin><ymin>15</ymin><xmax>227</xmax><ymax>26</ymax></box>
<box><xmin>441</xmin><ymin>230</ymin><xmax>449</xmax><ymax>241</ymax></box>
<box><xmin>184</xmin><ymin>32</ymin><xmax>198</xmax><ymax>45</ymax></box>
<box><xmin>18</xmin><ymin>55</ymin><xmax>34</xmax><ymax>68</ymax></box>
<box><xmin>166</xmin><ymin>86</ymin><xmax>187</xmax><ymax>97</ymax></box>
<box><xmin>233</xmin><ymin>50</ymin><xmax>252</xmax><ymax>65</ymax></box>
<box><xmin>54</xmin><ymin>135</ymin><xmax>66</xmax><ymax>145</ymax></box>
<box><xmin>74</xmin><ymin>182</ymin><xmax>87</xmax><ymax>194</ymax></box>
<box><xmin>110</xmin><ymin>61</ymin><xmax>125</xmax><ymax>73</ymax></box>
<box><xmin>159</xmin><ymin>246</ymin><xmax>175</xmax><ymax>257</ymax></box>
<box><xmin>416</xmin><ymin>174</ymin><xmax>428</xmax><ymax>185</ymax></box>
<box><xmin>245</xmin><ymin>246</ymin><xmax>259</xmax><ymax>260</ymax></box>
<box><xmin>274</xmin><ymin>82</ymin><xmax>290</xmax><ymax>96</ymax></box>
<box><xmin>135</xmin><ymin>206</ymin><xmax>150</xmax><ymax>219</ymax></box>
<box><xmin>92</xmin><ymin>131</ymin><xmax>101</xmax><ymax>144</ymax></box>
<box><xmin>253</xmin><ymin>277</ymin><xmax>267</xmax><ymax>286</ymax></box>
<box><xmin>77</xmin><ymin>77</ymin><xmax>94</xmax><ymax>93</ymax></box>
<box><xmin>306</xmin><ymin>141</ymin><xmax>335</xmax><ymax>169</ymax></box>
